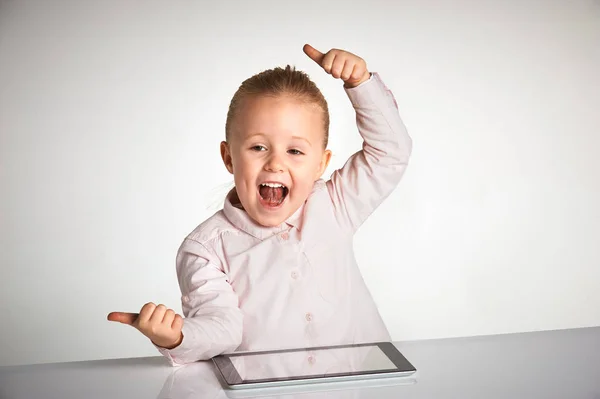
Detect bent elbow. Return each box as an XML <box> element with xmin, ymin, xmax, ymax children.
<box><xmin>223</xmin><ymin>308</ymin><xmax>243</xmax><ymax>351</ymax></box>
<box><xmin>206</xmin><ymin>307</ymin><xmax>243</xmax><ymax>358</ymax></box>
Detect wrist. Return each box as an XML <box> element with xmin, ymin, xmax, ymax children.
<box><xmin>344</xmin><ymin>71</ymin><xmax>371</xmax><ymax>88</ymax></box>
<box><xmin>153</xmin><ymin>332</ymin><xmax>183</xmax><ymax>350</ymax></box>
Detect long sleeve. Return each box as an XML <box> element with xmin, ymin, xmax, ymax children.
<box><xmin>326</xmin><ymin>72</ymin><xmax>412</xmax><ymax>232</ymax></box>
<box><xmin>156</xmin><ymin>238</ymin><xmax>243</xmax><ymax>366</ymax></box>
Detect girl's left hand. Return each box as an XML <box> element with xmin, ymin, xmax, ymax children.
<box><xmin>303</xmin><ymin>44</ymin><xmax>370</xmax><ymax>88</ymax></box>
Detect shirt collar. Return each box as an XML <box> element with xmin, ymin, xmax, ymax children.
<box><xmin>222</xmin><ymin>187</ymin><xmax>306</xmax><ymax>240</ymax></box>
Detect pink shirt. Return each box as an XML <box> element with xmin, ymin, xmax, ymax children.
<box><xmin>157</xmin><ymin>72</ymin><xmax>412</xmax><ymax>366</ymax></box>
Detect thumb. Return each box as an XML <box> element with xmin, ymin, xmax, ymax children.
<box><xmin>107</xmin><ymin>312</ymin><xmax>139</xmax><ymax>325</ymax></box>
<box><xmin>303</xmin><ymin>44</ymin><xmax>324</xmax><ymax>65</ymax></box>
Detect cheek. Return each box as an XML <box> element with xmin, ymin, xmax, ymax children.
<box><xmin>231</xmin><ymin>150</ymin><xmax>248</xmax><ymax>171</ymax></box>
<box><xmin>233</xmin><ymin>154</ymin><xmax>261</xmax><ymax>181</ymax></box>
<box><xmin>290</xmin><ymin>157</ymin><xmax>321</xmax><ymax>185</ymax></box>
<box><xmin>309</xmin><ymin>153</ymin><xmax>325</xmax><ymax>174</ymax></box>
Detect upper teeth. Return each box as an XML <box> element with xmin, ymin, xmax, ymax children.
<box><xmin>261</xmin><ymin>183</ymin><xmax>284</xmax><ymax>188</ymax></box>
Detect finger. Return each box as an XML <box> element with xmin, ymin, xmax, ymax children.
<box><xmin>172</xmin><ymin>314</ymin><xmax>184</xmax><ymax>331</ymax></box>
<box><xmin>162</xmin><ymin>308</ymin><xmax>175</xmax><ymax>326</ymax></box>
<box><xmin>341</xmin><ymin>61</ymin><xmax>354</xmax><ymax>81</ymax></box>
<box><xmin>150</xmin><ymin>304</ymin><xmax>167</xmax><ymax>324</ymax></box>
<box><xmin>321</xmin><ymin>51</ymin><xmax>336</xmax><ymax>74</ymax></box>
<box><xmin>303</xmin><ymin>44</ymin><xmax>324</xmax><ymax>65</ymax></box>
<box><xmin>137</xmin><ymin>302</ymin><xmax>157</xmax><ymax>324</ymax></box>
<box><xmin>107</xmin><ymin>312</ymin><xmax>138</xmax><ymax>325</ymax></box>
<box><xmin>330</xmin><ymin>56</ymin><xmax>346</xmax><ymax>79</ymax></box>
<box><xmin>350</xmin><ymin>64</ymin><xmax>366</xmax><ymax>82</ymax></box>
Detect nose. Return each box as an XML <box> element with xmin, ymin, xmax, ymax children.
<box><xmin>264</xmin><ymin>151</ymin><xmax>285</xmax><ymax>173</ymax></box>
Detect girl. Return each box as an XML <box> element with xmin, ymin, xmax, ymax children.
<box><xmin>108</xmin><ymin>44</ymin><xmax>412</xmax><ymax>366</ymax></box>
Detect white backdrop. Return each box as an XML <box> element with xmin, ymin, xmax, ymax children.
<box><xmin>1</xmin><ymin>0</ymin><xmax>599</xmax><ymax>367</ymax></box>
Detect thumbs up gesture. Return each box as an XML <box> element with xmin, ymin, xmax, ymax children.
<box><xmin>107</xmin><ymin>302</ymin><xmax>184</xmax><ymax>349</ymax></box>
<box><xmin>303</xmin><ymin>44</ymin><xmax>370</xmax><ymax>88</ymax></box>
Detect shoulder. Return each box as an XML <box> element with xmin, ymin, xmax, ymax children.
<box><xmin>308</xmin><ymin>179</ymin><xmax>329</xmax><ymax>201</ymax></box>
<box><xmin>182</xmin><ymin>209</ymin><xmax>238</xmax><ymax>249</ymax></box>
<box><xmin>305</xmin><ymin>178</ymin><xmax>338</xmax><ymax>215</ymax></box>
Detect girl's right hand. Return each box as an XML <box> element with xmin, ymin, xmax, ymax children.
<box><xmin>107</xmin><ymin>302</ymin><xmax>184</xmax><ymax>349</ymax></box>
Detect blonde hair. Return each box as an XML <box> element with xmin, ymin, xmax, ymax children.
<box><xmin>225</xmin><ymin>65</ymin><xmax>329</xmax><ymax>148</ymax></box>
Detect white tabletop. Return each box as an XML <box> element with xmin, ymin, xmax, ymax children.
<box><xmin>1</xmin><ymin>326</ymin><xmax>599</xmax><ymax>399</ymax></box>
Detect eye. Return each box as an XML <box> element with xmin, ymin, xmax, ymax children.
<box><xmin>288</xmin><ymin>149</ymin><xmax>304</xmax><ymax>155</ymax></box>
<box><xmin>251</xmin><ymin>145</ymin><xmax>266</xmax><ymax>151</ymax></box>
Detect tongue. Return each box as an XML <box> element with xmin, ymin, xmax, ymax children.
<box><xmin>259</xmin><ymin>186</ymin><xmax>284</xmax><ymax>205</ymax></box>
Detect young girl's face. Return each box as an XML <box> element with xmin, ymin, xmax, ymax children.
<box><xmin>221</xmin><ymin>94</ymin><xmax>332</xmax><ymax>227</ymax></box>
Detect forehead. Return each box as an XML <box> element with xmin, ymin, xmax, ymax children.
<box><xmin>232</xmin><ymin>94</ymin><xmax>324</xmax><ymax>141</ymax></box>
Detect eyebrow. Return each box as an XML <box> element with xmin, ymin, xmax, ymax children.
<box><xmin>245</xmin><ymin>133</ymin><xmax>313</xmax><ymax>147</ymax></box>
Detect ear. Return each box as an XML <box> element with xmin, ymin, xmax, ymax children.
<box><xmin>315</xmin><ymin>149</ymin><xmax>332</xmax><ymax>179</ymax></box>
<box><xmin>220</xmin><ymin>141</ymin><xmax>234</xmax><ymax>174</ymax></box>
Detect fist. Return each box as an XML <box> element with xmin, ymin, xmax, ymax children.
<box><xmin>303</xmin><ymin>44</ymin><xmax>370</xmax><ymax>88</ymax></box>
<box><xmin>107</xmin><ymin>302</ymin><xmax>184</xmax><ymax>349</ymax></box>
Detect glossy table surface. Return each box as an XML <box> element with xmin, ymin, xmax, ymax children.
<box><xmin>1</xmin><ymin>326</ymin><xmax>599</xmax><ymax>399</ymax></box>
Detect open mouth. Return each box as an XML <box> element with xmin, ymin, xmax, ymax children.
<box><xmin>258</xmin><ymin>182</ymin><xmax>289</xmax><ymax>207</ymax></box>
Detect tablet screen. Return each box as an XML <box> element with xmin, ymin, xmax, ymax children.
<box><xmin>219</xmin><ymin>343</ymin><xmax>409</xmax><ymax>383</ymax></box>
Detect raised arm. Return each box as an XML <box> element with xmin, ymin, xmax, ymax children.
<box><xmin>327</xmin><ymin>72</ymin><xmax>412</xmax><ymax>231</ymax></box>
<box><xmin>303</xmin><ymin>44</ymin><xmax>412</xmax><ymax>232</ymax></box>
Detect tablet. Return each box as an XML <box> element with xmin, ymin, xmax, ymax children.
<box><xmin>212</xmin><ymin>342</ymin><xmax>416</xmax><ymax>389</ymax></box>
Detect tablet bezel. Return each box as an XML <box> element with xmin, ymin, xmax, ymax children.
<box><xmin>211</xmin><ymin>341</ymin><xmax>416</xmax><ymax>388</ymax></box>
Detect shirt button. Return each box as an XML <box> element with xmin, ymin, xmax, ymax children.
<box><xmin>291</xmin><ymin>271</ymin><xmax>298</xmax><ymax>279</ymax></box>
<box><xmin>308</xmin><ymin>355</ymin><xmax>315</xmax><ymax>364</ymax></box>
<box><xmin>281</xmin><ymin>232</ymin><xmax>289</xmax><ymax>240</ymax></box>
<box><xmin>305</xmin><ymin>312</ymin><xmax>313</xmax><ymax>322</ymax></box>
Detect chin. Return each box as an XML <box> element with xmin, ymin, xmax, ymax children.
<box><xmin>253</xmin><ymin>213</ymin><xmax>288</xmax><ymax>228</ymax></box>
